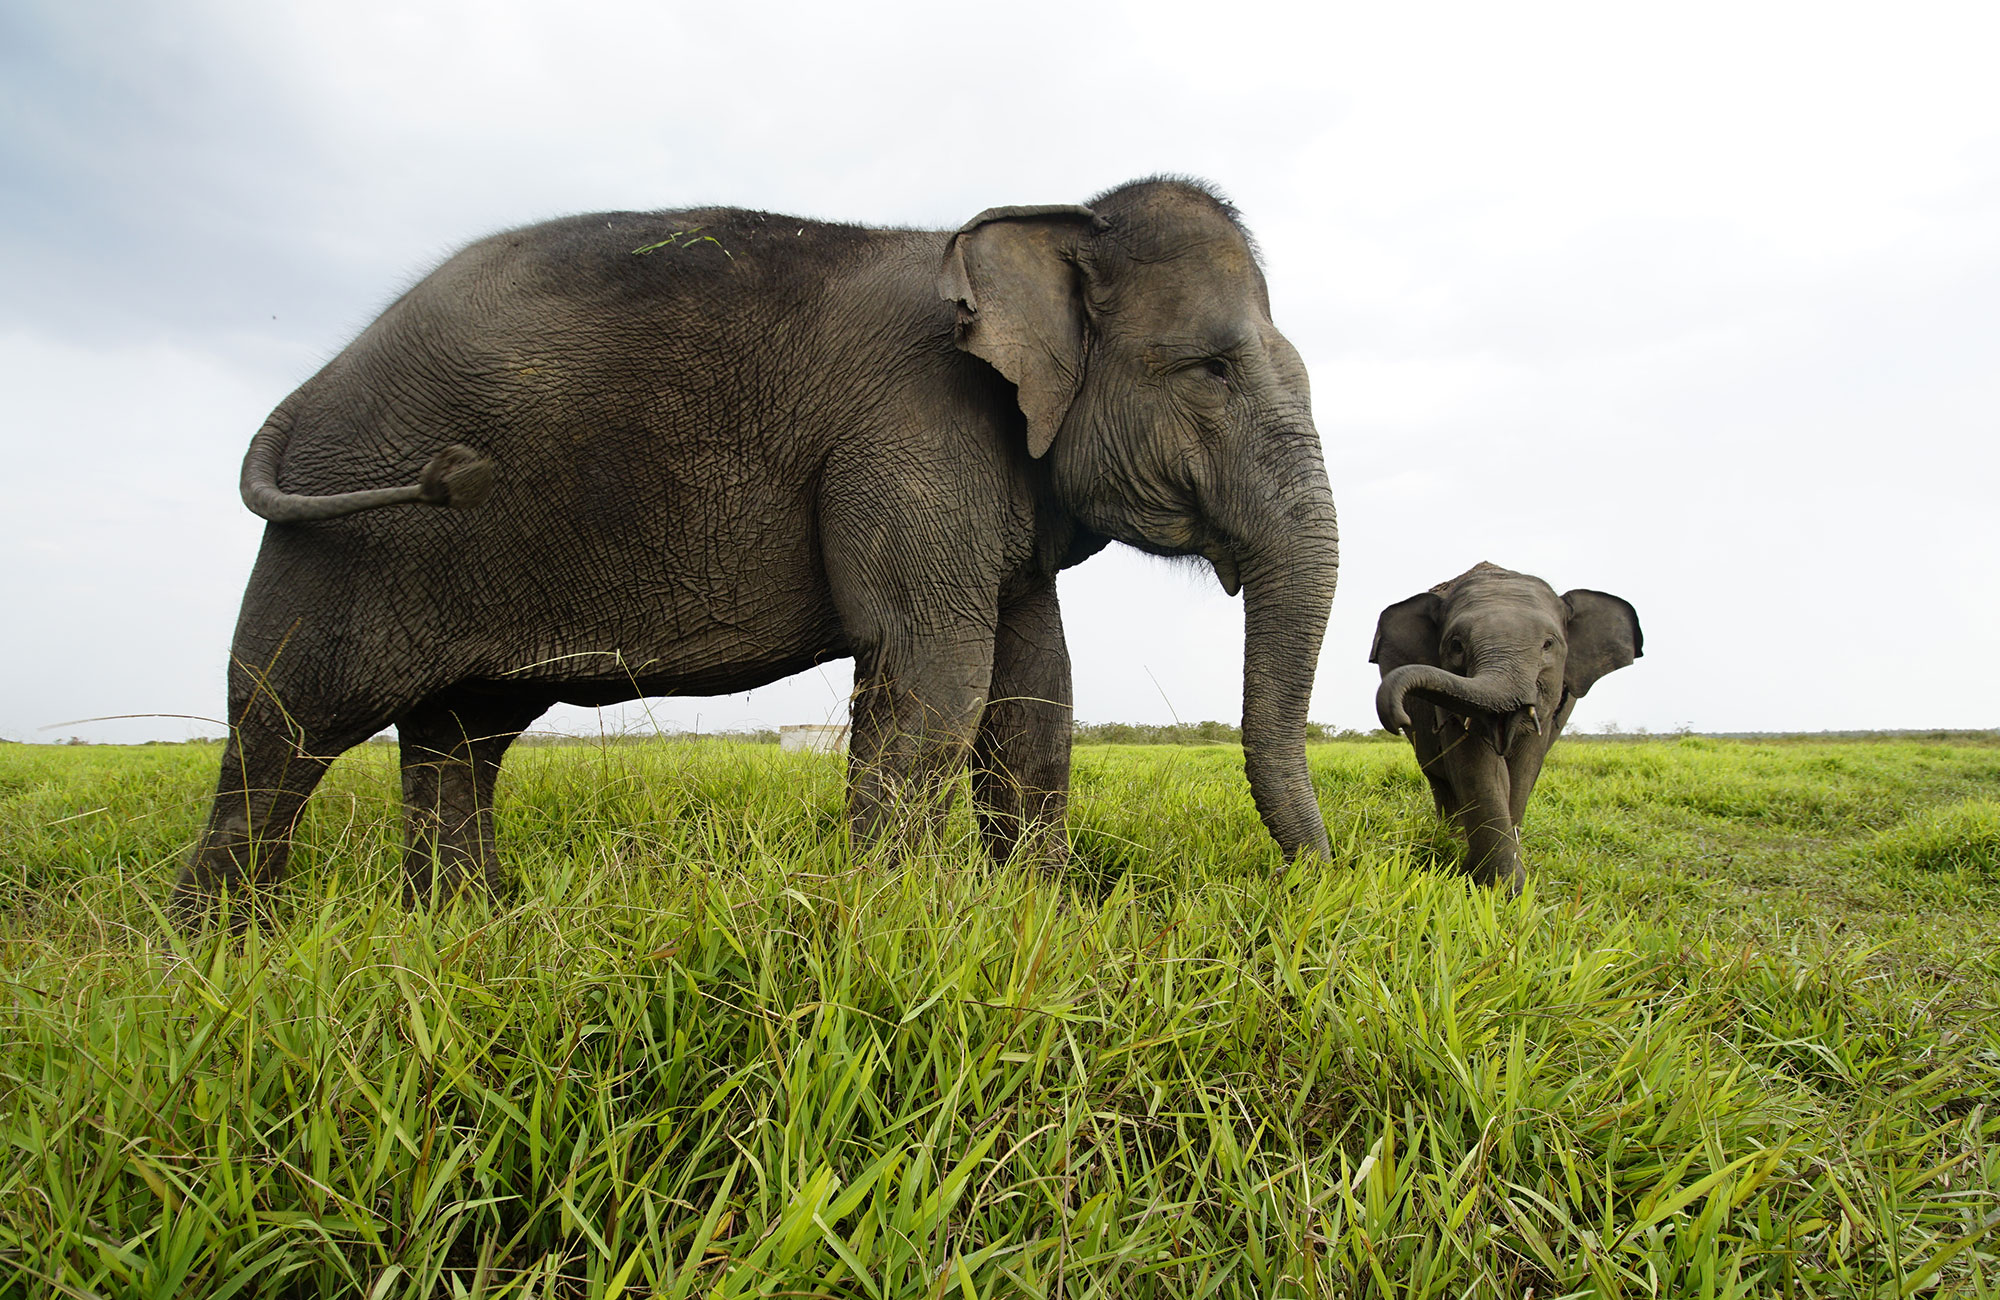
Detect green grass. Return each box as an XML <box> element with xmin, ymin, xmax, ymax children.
<box><xmin>4</xmin><ymin>735</ymin><xmax>2000</xmax><ymax>1298</ymax></box>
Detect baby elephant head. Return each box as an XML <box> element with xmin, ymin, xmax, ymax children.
<box><xmin>1370</xmin><ymin>562</ymin><xmax>1642</xmax><ymax>890</ymax></box>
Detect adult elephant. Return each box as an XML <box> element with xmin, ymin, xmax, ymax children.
<box><xmin>174</xmin><ymin>178</ymin><xmax>1340</xmax><ymax>924</ymax></box>
<box><xmin>1371</xmin><ymin>563</ymin><xmax>1641</xmax><ymax>892</ymax></box>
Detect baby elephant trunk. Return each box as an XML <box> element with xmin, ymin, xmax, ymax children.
<box><xmin>1376</xmin><ymin>662</ymin><xmax>1544</xmax><ymax>753</ymax></box>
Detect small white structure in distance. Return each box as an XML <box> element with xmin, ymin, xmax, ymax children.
<box><xmin>779</xmin><ymin>724</ymin><xmax>851</xmax><ymax>755</ymax></box>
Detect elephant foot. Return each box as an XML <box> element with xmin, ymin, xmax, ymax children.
<box><xmin>173</xmin><ymin>818</ymin><xmax>290</xmax><ymax>933</ymax></box>
<box><xmin>401</xmin><ymin>846</ymin><xmax>507</xmax><ymax>909</ymax></box>
<box><xmin>1464</xmin><ymin>852</ymin><xmax>1525</xmax><ymax>896</ymax></box>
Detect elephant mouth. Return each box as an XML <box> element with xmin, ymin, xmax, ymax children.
<box><xmin>1431</xmin><ymin>700</ymin><xmax>1546</xmax><ymax>756</ymax></box>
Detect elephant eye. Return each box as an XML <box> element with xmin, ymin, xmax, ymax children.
<box><xmin>1201</xmin><ymin>358</ymin><xmax>1230</xmax><ymax>384</ymax></box>
<box><xmin>1543</xmin><ymin>637</ymin><xmax>1555</xmax><ymax>652</ymax></box>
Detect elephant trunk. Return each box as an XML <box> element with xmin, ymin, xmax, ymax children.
<box><xmin>1375</xmin><ymin>662</ymin><xmax>1540</xmax><ymax>736</ymax></box>
<box><xmin>1238</xmin><ymin>530</ymin><xmax>1339</xmax><ymax>861</ymax></box>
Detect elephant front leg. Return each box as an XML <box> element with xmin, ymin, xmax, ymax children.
<box><xmin>845</xmin><ymin>629</ymin><xmax>996</xmax><ymax>861</ymax></box>
<box><xmin>1406</xmin><ymin>705</ymin><xmax>1457</xmax><ymax>819</ymax></box>
<box><xmin>1506</xmin><ymin>698</ymin><xmax>1575</xmax><ymax>827</ymax></box>
<box><xmin>971</xmin><ymin>583</ymin><xmax>1071</xmax><ymax>869</ymax></box>
<box><xmin>1505</xmin><ymin>737</ymin><xmax>1557</xmax><ymax>833</ymax></box>
<box><xmin>1456</xmin><ymin>808</ymin><xmax>1525</xmax><ymax>894</ymax></box>
<box><xmin>1449</xmin><ymin>754</ymin><xmax>1526</xmax><ymax>894</ymax></box>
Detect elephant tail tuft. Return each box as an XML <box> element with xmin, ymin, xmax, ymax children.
<box><xmin>416</xmin><ymin>445</ymin><xmax>496</xmax><ymax>509</ymax></box>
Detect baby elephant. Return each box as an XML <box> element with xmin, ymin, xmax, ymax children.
<box><xmin>1370</xmin><ymin>562</ymin><xmax>1642</xmax><ymax>891</ymax></box>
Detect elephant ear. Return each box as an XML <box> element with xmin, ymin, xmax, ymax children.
<box><xmin>939</xmin><ymin>204</ymin><xmax>1098</xmax><ymax>459</ymax></box>
<box><xmin>1369</xmin><ymin>592</ymin><xmax>1443</xmax><ymax>674</ymax></box>
<box><xmin>1561</xmin><ymin>590</ymin><xmax>1643</xmax><ymax>697</ymax></box>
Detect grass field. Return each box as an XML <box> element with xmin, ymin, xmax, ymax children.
<box><xmin>4</xmin><ymin>734</ymin><xmax>2000</xmax><ymax>1298</ymax></box>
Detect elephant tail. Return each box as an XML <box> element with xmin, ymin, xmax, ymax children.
<box><xmin>240</xmin><ymin>409</ymin><xmax>495</xmax><ymax>523</ymax></box>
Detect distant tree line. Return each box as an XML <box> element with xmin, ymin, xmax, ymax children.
<box><xmin>509</xmin><ymin>728</ymin><xmax>784</xmax><ymax>747</ymax></box>
<box><xmin>1070</xmin><ymin>720</ymin><xmax>1391</xmax><ymax>745</ymax></box>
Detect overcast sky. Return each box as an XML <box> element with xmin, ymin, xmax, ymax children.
<box><xmin>4</xmin><ymin>0</ymin><xmax>1997</xmax><ymax>744</ymax></box>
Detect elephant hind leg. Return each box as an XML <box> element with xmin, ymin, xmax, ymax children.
<box><xmin>398</xmin><ymin>690</ymin><xmax>550</xmax><ymax>907</ymax></box>
<box><xmin>173</xmin><ymin>693</ymin><xmax>383</xmax><ymax>930</ymax></box>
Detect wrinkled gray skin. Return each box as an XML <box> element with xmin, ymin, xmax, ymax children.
<box><xmin>1371</xmin><ymin>563</ymin><xmax>1641</xmax><ymax>892</ymax></box>
<box><xmin>173</xmin><ymin>178</ymin><xmax>1340</xmax><ymax>925</ymax></box>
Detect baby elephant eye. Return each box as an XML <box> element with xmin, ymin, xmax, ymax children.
<box><xmin>1202</xmin><ymin>358</ymin><xmax>1230</xmax><ymax>383</ymax></box>
<box><xmin>1543</xmin><ymin>637</ymin><xmax>1556</xmax><ymax>651</ymax></box>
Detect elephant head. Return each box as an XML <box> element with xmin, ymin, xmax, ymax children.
<box><xmin>1370</xmin><ymin>562</ymin><xmax>1641</xmax><ymax>889</ymax></box>
<box><xmin>941</xmin><ymin>179</ymin><xmax>1340</xmax><ymax>859</ymax></box>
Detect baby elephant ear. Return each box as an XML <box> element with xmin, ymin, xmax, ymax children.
<box><xmin>939</xmin><ymin>205</ymin><xmax>1098</xmax><ymax>458</ymax></box>
<box><xmin>1370</xmin><ymin>592</ymin><xmax>1443</xmax><ymax>672</ymax></box>
<box><xmin>1562</xmin><ymin>590</ymin><xmax>1643</xmax><ymax>697</ymax></box>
